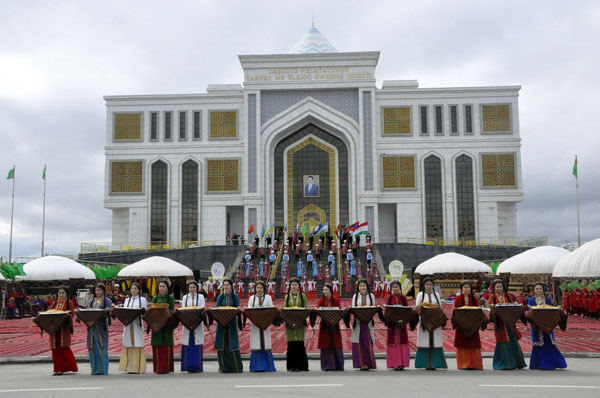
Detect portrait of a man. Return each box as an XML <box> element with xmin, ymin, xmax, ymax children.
<box><xmin>304</xmin><ymin>175</ymin><xmax>319</xmax><ymax>197</ymax></box>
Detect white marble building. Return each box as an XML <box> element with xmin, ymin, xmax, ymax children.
<box><xmin>103</xmin><ymin>27</ymin><xmax>523</xmax><ymax>248</ymax></box>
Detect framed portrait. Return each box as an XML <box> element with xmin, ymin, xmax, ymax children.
<box><xmin>303</xmin><ymin>174</ymin><xmax>320</xmax><ymax>198</ymax></box>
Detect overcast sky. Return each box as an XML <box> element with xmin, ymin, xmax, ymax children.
<box><xmin>1</xmin><ymin>0</ymin><xmax>599</xmax><ymax>260</ymax></box>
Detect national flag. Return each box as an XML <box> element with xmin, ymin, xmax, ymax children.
<box><xmin>248</xmin><ymin>224</ymin><xmax>254</xmax><ymax>234</ymax></box>
<box><xmin>300</xmin><ymin>224</ymin><xmax>308</xmax><ymax>236</ymax></box>
<box><xmin>345</xmin><ymin>222</ymin><xmax>359</xmax><ymax>232</ymax></box>
<box><xmin>7</xmin><ymin>166</ymin><xmax>15</xmax><ymax>180</ymax></box>
<box><xmin>261</xmin><ymin>224</ymin><xmax>266</xmax><ymax>237</ymax></box>
<box><xmin>354</xmin><ymin>222</ymin><xmax>369</xmax><ymax>236</ymax></box>
<box><xmin>311</xmin><ymin>223</ymin><xmax>323</xmax><ymax>235</ymax></box>
<box><xmin>572</xmin><ymin>155</ymin><xmax>578</xmax><ymax>178</ymax></box>
<box><xmin>319</xmin><ymin>223</ymin><xmax>329</xmax><ymax>235</ymax></box>
<box><xmin>294</xmin><ymin>223</ymin><xmax>299</xmax><ymax>242</ymax></box>
<box><xmin>42</xmin><ymin>165</ymin><xmax>46</xmax><ymax>180</ymax></box>
<box><xmin>265</xmin><ymin>223</ymin><xmax>275</xmax><ymax>235</ymax></box>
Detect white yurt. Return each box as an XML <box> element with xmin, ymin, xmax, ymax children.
<box><xmin>0</xmin><ymin>272</ymin><xmax>5</xmax><ymax>281</ymax></box>
<box><xmin>552</xmin><ymin>238</ymin><xmax>600</xmax><ymax>279</ymax></box>
<box><xmin>23</xmin><ymin>256</ymin><xmax>96</xmax><ymax>281</ymax></box>
<box><xmin>117</xmin><ymin>256</ymin><xmax>194</xmax><ymax>299</ymax></box>
<box><xmin>497</xmin><ymin>246</ymin><xmax>570</xmax><ymax>293</ymax></box>
<box><xmin>414</xmin><ymin>252</ymin><xmax>491</xmax><ymax>296</ymax></box>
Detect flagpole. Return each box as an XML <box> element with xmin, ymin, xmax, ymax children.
<box><xmin>575</xmin><ymin>155</ymin><xmax>581</xmax><ymax>248</ymax></box>
<box><xmin>41</xmin><ymin>165</ymin><xmax>47</xmax><ymax>257</ymax></box>
<box><xmin>8</xmin><ymin>166</ymin><xmax>15</xmax><ymax>265</ymax></box>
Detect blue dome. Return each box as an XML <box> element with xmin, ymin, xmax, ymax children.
<box><xmin>289</xmin><ymin>27</ymin><xmax>338</xmax><ymax>54</ymax></box>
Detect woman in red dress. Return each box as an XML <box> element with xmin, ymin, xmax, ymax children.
<box><xmin>453</xmin><ymin>281</ymin><xmax>483</xmax><ymax>370</ymax></box>
<box><xmin>49</xmin><ymin>286</ymin><xmax>78</xmax><ymax>375</ymax></box>
<box><xmin>317</xmin><ymin>283</ymin><xmax>344</xmax><ymax>371</ymax></box>
<box><xmin>385</xmin><ymin>281</ymin><xmax>410</xmax><ymax>370</ymax></box>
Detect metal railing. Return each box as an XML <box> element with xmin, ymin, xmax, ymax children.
<box><xmin>376</xmin><ymin>236</ymin><xmax>547</xmax><ymax>248</ymax></box>
<box><xmin>80</xmin><ymin>240</ymin><xmax>230</xmax><ymax>254</ymax></box>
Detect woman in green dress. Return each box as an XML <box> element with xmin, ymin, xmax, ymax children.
<box><xmin>151</xmin><ymin>280</ymin><xmax>175</xmax><ymax>374</ymax></box>
<box><xmin>215</xmin><ymin>279</ymin><xmax>243</xmax><ymax>373</ymax></box>
<box><xmin>284</xmin><ymin>277</ymin><xmax>309</xmax><ymax>371</ymax></box>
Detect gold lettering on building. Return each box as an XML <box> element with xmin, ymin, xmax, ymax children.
<box><xmin>245</xmin><ymin>66</ymin><xmax>372</xmax><ymax>82</ymax></box>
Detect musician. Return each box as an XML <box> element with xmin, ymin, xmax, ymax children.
<box><xmin>247</xmin><ymin>281</ymin><xmax>276</xmax><ymax>372</ymax></box>
<box><xmin>119</xmin><ymin>282</ymin><xmax>147</xmax><ymax>374</ymax></box>
<box><xmin>181</xmin><ymin>281</ymin><xmax>206</xmax><ymax>373</ymax></box>
<box><xmin>453</xmin><ymin>281</ymin><xmax>483</xmax><ymax>370</ymax></box>
<box><xmin>489</xmin><ymin>279</ymin><xmax>527</xmax><ymax>370</ymax></box>
<box><xmin>527</xmin><ymin>283</ymin><xmax>567</xmax><ymax>370</ymax></box>
<box><xmin>49</xmin><ymin>286</ymin><xmax>78</xmax><ymax>376</ymax></box>
<box><xmin>215</xmin><ymin>279</ymin><xmax>243</xmax><ymax>373</ymax></box>
<box><xmin>284</xmin><ymin>277</ymin><xmax>309</xmax><ymax>371</ymax></box>
<box><xmin>317</xmin><ymin>283</ymin><xmax>344</xmax><ymax>371</ymax></box>
<box><xmin>415</xmin><ymin>278</ymin><xmax>447</xmax><ymax>370</ymax></box>
<box><xmin>385</xmin><ymin>281</ymin><xmax>410</xmax><ymax>370</ymax></box>
<box><xmin>86</xmin><ymin>283</ymin><xmax>112</xmax><ymax>375</ymax></box>
<box><xmin>151</xmin><ymin>280</ymin><xmax>175</xmax><ymax>374</ymax></box>
<box><xmin>351</xmin><ymin>279</ymin><xmax>377</xmax><ymax>370</ymax></box>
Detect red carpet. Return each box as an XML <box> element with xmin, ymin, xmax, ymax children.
<box><xmin>2</xmin><ymin>298</ymin><xmax>599</xmax><ymax>357</ymax></box>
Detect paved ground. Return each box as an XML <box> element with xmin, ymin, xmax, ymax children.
<box><xmin>0</xmin><ymin>359</ymin><xmax>599</xmax><ymax>398</ymax></box>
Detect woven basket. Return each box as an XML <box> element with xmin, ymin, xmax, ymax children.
<box><xmin>420</xmin><ymin>305</ymin><xmax>447</xmax><ymax>333</ymax></box>
<box><xmin>143</xmin><ymin>307</ymin><xmax>172</xmax><ymax>332</ymax></box>
<box><xmin>279</xmin><ymin>308</ymin><xmax>311</xmax><ymax>330</ymax></box>
<box><xmin>176</xmin><ymin>308</ymin><xmax>205</xmax><ymax>331</ymax></box>
<box><xmin>384</xmin><ymin>305</ymin><xmax>416</xmax><ymax>327</ymax></box>
<box><xmin>207</xmin><ymin>308</ymin><xmax>240</xmax><ymax>327</ymax></box>
<box><xmin>451</xmin><ymin>307</ymin><xmax>488</xmax><ymax>336</ymax></box>
<box><xmin>492</xmin><ymin>304</ymin><xmax>524</xmax><ymax>327</ymax></box>
<box><xmin>75</xmin><ymin>309</ymin><xmax>109</xmax><ymax>328</ymax></box>
<box><xmin>350</xmin><ymin>306</ymin><xmax>381</xmax><ymax>324</ymax></box>
<box><xmin>525</xmin><ymin>308</ymin><xmax>566</xmax><ymax>334</ymax></box>
<box><xmin>33</xmin><ymin>312</ymin><xmax>70</xmax><ymax>335</ymax></box>
<box><xmin>243</xmin><ymin>307</ymin><xmax>280</xmax><ymax>331</ymax></box>
<box><xmin>313</xmin><ymin>308</ymin><xmax>347</xmax><ymax>327</ymax></box>
<box><xmin>113</xmin><ymin>307</ymin><xmax>145</xmax><ymax>327</ymax></box>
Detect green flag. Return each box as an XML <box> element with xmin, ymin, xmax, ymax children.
<box><xmin>300</xmin><ymin>225</ymin><xmax>308</xmax><ymax>236</ymax></box>
<box><xmin>572</xmin><ymin>156</ymin><xmax>577</xmax><ymax>178</ymax></box>
<box><xmin>42</xmin><ymin>165</ymin><xmax>46</xmax><ymax>180</ymax></box>
<box><xmin>7</xmin><ymin>167</ymin><xmax>14</xmax><ymax>180</ymax></box>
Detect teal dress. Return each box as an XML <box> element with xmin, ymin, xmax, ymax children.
<box><xmin>215</xmin><ymin>293</ymin><xmax>243</xmax><ymax>373</ymax></box>
<box><xmin>87</xmin><ymin>297</ymin><xmax>112</xmax><ymax>375</ymax></box>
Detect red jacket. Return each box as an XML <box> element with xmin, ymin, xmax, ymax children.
<box><xmin>317</xmin><ymin>297</ymin><xmax>343</xmax><ymax>349</ymax></box>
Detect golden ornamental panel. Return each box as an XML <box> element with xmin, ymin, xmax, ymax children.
<box><xmin>210</xmin><ymin>111</ymin><xmax>237</xmax><ymax>138</ymax></box>
<box><xmin>382</xmin><ymin>156</ymin><xmax>415</xmax><ymax>189</ymax></box>
<box><xmin>482</xmin><ymin>105</ymin><xmax>510</xmax><ymax>132</ymax></box>
<box><xmin>111</xmin><ymin>161</ymin><xmax>143</xmax><ymax>193</ymax></box>
<box><xmin>114</xmin><ymin>113</ymin><xmax>142</xmax><ymax>140</ymax></box>
<box><xmin>207</xmin><ymin>159</ymin><xmax>239</xmax><ymax>192</ymax></box>
<box><xmin>383</xmin><ymin>107</ymin><xmax>411</xmax><ymax>135</ymax></box>
<box><xmin>481</xmin><ymin>154</ymin><xmax>515</xmax><ymax>187</ymax></box>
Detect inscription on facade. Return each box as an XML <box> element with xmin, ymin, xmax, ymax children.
<box><xmin>246</xmin><ymin>66</ymin><xmax>373</xmax><ymax>82</ymax></box>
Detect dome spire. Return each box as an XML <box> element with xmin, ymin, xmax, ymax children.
<box><xmin>288</xmin><ymin>25</ymin><xmax>338</xmax><ymax>54</ymax></box>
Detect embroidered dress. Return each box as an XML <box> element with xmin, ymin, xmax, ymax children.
<box><xmin>351</xmin><ymin>293</ymin><xmax>377</xmax><ymax>369</ymax></box>
<box><xmin>385</xmin><ymin>293</ymin><xmax>410</xmax><ymax>369</ymax></box>
<box><xmin>215</xmin><ymin>293</ymin><xmax>243</xmax><ymax>373</ymax></box>
<box><xmin>414</xmin><ymin>291</ymin><xmax>447</xmax><ymax>369</ymax></box>
<box><xmin>317</xmin><ymin>296</ymin><xmax>344</xmax><ymax>371</ymax></box>
<box><xmin>49</xmin><ymin>300</ymin><xmax>78</xmax><ymax>374</ymax></box>
<box><xmin>87</xmin><ymin>297</ymin><xmax>112</xmax><ymax>375</ymax></box>
<box><xmin>453</xmin><ymin>294</ymin><xmax>483</xmax><ymax>370</ymax></box>
<box><xmin>528</xmin><ymin>296</ymin><xmax>567</xmax><ymax>370</ymax></box>
<box><xmin>490</xmin><ymin>293</ymin><xmax>526</xmax><ymax>370</ymax></box>
<box><xmin>151</xmin><ymin>294</ymin><xmax>175</xmax><ymax>374</ymax></box>
<box><xmin>180</xmin><ymin>293</ymin><xmax>205</xmax><ymax>373</ymax></box>
<box><xmin>118</xmin><ymin>295</ymin><xmax>147</xmax><ymax>373</ymax></box>
<box><xmin>248</xmin><ymin>294</ymin><xmax>276</xmax><ymax>372</ymax></box>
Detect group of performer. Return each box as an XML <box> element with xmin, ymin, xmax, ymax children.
<box><xmin>560</xmin><ymin>279</ymin><xmax>600</xmax><ymax>318</ymax></box>
<box><xmin>43</xmin><ymin>277</ymin><xmax>568</xmax><ymax>376</ymax></box>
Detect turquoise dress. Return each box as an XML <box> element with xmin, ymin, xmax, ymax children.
<box><xmin>215</xmin><ymin>293</ymin><xmax>243</xmax><ymax>373</ymax></box>
<box><xmin>86</xmin><ymin>297</ymin><xmax>112</xmax><ymax>375</ymax></box>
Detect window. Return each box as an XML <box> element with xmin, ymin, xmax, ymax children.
<box><xmin>179</xmin><ymin>111</ymin><xmax>186</xmax><ymax>140</ymax></box>
<box><xmin>482</xmin><ymin>154</ymin><xmax>516</xmax><ymax>187</ymax></box>
<box><xmin>435</xmin><ymin>106</ymin><xmax>443</xmax><ymax>134</ymax></box>
<box><xmin>113</xmin><ymin>113</ymin><xmax>142</xmax><ymax>141</ymax></box>
<box><xmin>110</xmin><ymin>161</ymin><xmax>143</xmax><ymax>193</ymax></box>
<box><xmin>450</xmin><ymin>105</ymin><xmax>458</xmax><ymax>134</ymax></box>
<box><xmin>164</xmin><ymin>112</ymin><xmax>172</xmax><ymax>140</ymax></box>
<box><xmin>207</xmin><ymin>159</ymin><xmax>239</xmax><ymax>192</ymax></box>
<box><xmin>193</xmin><ymin>111</ymin><xmax>201</xmax><ymax>140</ymax></box>
<box><xmin>151</xmin><ymin>161</ymin><xmax>168</xmax><ymax>242</ymax></box>
<box><xmin>482</xmin><ymin>104</ymin><xmax>511</xmax><ymax>133</ymax></box>
<box><xmin>150</xmin><ymin>112</ymin><xmax>158</xmax><ymax>141</ymax></box>
<box><xmin>210</xmin><ymin>111</ymin><xmax>237</xmax><ymax>138</ymax></box>
<box><xmin>181</xmin><ymin>160</ymin><xmax>198</xmax><ymax>241</ymax></box>
<box><xmin>455</xmin><ymin>155</ymin><xmax>475</xmax><ymax>240</ymax></box>
<box><xmin>464</xmin><ymin>105</ymin><xmax>473</xmax><ymax>134</ymax></box>
<box><xmin>382</xmin><ymin>156</ymin><xmax>415</xmax><ymax>189</ymax></box>
<box><xmin>424</xmin><ymin>155</ymin><xmax>443</xmax><ymax>239</ymax></box>
<box><xmin>383</xmin><ymin>107</ymin><xmax>411</xmax><ymax>135</ymax></box>
<box><xmin>420</xmin><ymin>106</ymin><xmax>428</xmax><ymax>135</ymax></box>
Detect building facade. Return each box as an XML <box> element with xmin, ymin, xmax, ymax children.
<box><xmin>104</xmin><ymin>27</ymin><xmax>523</xmax><ymax>248</ymax></box>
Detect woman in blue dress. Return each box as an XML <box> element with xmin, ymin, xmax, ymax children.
<box><xmin>215</xmin><ymin>279</ymin><xmax>243</xmax><ymax>373</ymax></box>
<box><xmin>527</xmin><ymin>283</ymin><xmax>567</xmax><ymax>370</ymax></box>
<box><xmin>86</xmin><ymin>283</ymin><xmax>112</xmax><ymax>375</ymax></box>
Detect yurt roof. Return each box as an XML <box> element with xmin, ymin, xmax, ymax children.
<box><xmin>117</xmin><ymin>256</ymin><xmax>193</xmax><ymax>278</ymax></box>
<box><xmin>414</xmin><ymin>252</ymin><xmax>491</xmax><ymax>275</ymax></box>
<box><xmin>23</xmin><ymin>256</ymin><xmax>96</xmax><ymax>281</ymax></box>
<box><xmin>497</xmin><ymin>246</ymin><xmax>570</xmax><ymax>274</ymax></box>
<box><xmin>552</xmin><ymin>238</ymin><xmax>600</xmax><ymax>278</ymax></box>
<box><xmin>0</xmin><ymin>272</ymin><xmax>5</xmax><ymax>281</ymax></box>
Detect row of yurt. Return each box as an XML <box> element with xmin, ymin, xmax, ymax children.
<box><xmin>552</xmin><ymin>238</ymin><xmax>600</xmax><ymax>305</ymax></box>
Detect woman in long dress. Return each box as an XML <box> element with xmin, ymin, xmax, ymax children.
<box><xmin>317</xmin><ymin>283</ymin><xmax>344</xmax><ymax>371</ymax></box>
<box><xmin>118</xmin><ymin>282</ymin><xmax>147</xmax><ymax>374</ymax></box>
<box><xmin>49</xmin><ymin>286</ymin><xmax>78</xmax><ymax>376</ymax></box>
<box><xmin>415</xmin><ymin>278</ymin><xmax>447</xmax><ymax>370</ymax></box>
<box><xmin>248</xmin><ymin>281</ymin><xmax>276</xmax><ymax>372</ymax></box>
<box><xmin>284</xmin><ymin>277</ymin><xmax>309</xmax><ymax>372</ymax></box>
<box><xmin>453</xmin><ymin>281</ymin><xmax>483</xmax><ymax>370</ymax></box>
<box><xmin>385</xmin><ymin>281</ymin><xmax>410</xmax><ymax>370</ymax></box>
<box><xmin>181</xmin><ymin>281</ymin><xmax>205</xmax><ymax>373</ymax></box>
<box><xmin>528</xmin><ymin>283</ymin><xmax>567</xmax><ymax>370</ymax></box>
<box><xmin>351</xmin><ymin>279</ymin><xmax>377</xmax><ymax>370</ymax></box>
<box><xmin>215</xmin><ymin>279</ymin><xmax>243</xmax><ymax>373</ymax></box>
<box><xmin>86</xmin><ymin>283</ymin><xmax>112</xmax><ymax>375</ymax></box>
<box><xmin>489</xmin><ymin>279</ymin><xmax>527</xmax><ymax>370</ymax></box>
<box><xmin>151</xmin><ymin>280</ymin><xmax>175</xmax><ymax>374</ymax></box>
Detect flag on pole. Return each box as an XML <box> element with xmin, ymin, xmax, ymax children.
<box><xmin>319</xmin><ymin>223</ymin><xmax>329</xmax><ymax>235</ymax></box>
<box><xmin>294</xmin><ymin>223</ymin><xmax>299</xmax><ymax>242</ymax></box>
<box><xmin>311</xmin><ymin>223</ymin><xmax>323</xmax><ymax>235</ymax></box>
<box><xmin>265</xmin><ymin>223</ymin><xmax>275</xmax><ymax>236</ymax></box>
<box><xmin>345</xmin><ymin>222</ymin><xmax>359</xmax><ymax>232</ymax></box>
<box><xmin>572</xmin><ymin>155</ymin><xmax>578</xmax><ymax>178</ymax></box>
<box><xmin>354</xmin><ymin>222</ymin><xmax>369</xmax><ymax>236</ymax></box>
<box><xmin>42</xmin><ymin>165</ymin><xmax>46</xmax><ymax>180</ymax></box>
<box><xmin>7</xmin><ymin>167</ymin><xmax>15</xmax><ymax>180</ymax></box>
<box><xmin>261</xmin><ymin>224</ymin><xmax>266</xmax><ymax>237</ymax></box>
<box><xmin>300</xmin><ymin>224</ymin><xmax>308</xmax><ymax>236</ymax></box>
<box><xmin>248</xmin><ymin>224</ymin><xmax>254</xmax><ymax>234</ymax></box>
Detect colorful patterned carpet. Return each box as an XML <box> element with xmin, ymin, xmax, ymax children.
<box><xmin>2</xmin><ymin>298</ymin><xmax>599</xmax><ymax>357</ymax></box>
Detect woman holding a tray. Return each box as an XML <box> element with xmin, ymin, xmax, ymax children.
<box><xmin>86</xmin><ymin>283</ymin><xmax>113</xmax><ymax>375</ymax></box>
<box><xmin>284</xmin><ymin>277</ymin><xmax>309</xmax><ymax>372</ymax></box>
<box><xmin>527</xmin><ymin>283</ymin><xmax>567</xmax><ymax>370</ymax></box>
<box><xmin>247</xmin><ymin>280</ymin><xmax>276</xmax><ymax>372</ymax></box>
<box><xmin>181</xmin><ymin>281</ymin><xmax>206</xmax><ymax>373</ymax></box>
<box><xmin>118</xmin><ymin>282</ymin><xmax>147</xmax><ymax>374</ymax></box>
<box><xmin>489</xmin><ymin>279</ymin><xmax>527</xmax><ymax>370</ymax></box>
<box><xmin>385</xmin><ymin>281</ymin><xmax>410</xmax><ymax>370</ymax></box>
<box><xmin>351</xmin><ymin>279</ymin><xmax>377</xmax><ymax>370</ymax></box>
<box><xmin>453</xmin><ymin>281</ymin><xmax>483</xmax><ymax>370</ymax></box>
<box><xmin>317</xmin><ymin>283</ymin><xmax>344</xmax><ymax>371</ymax></box>
<box><xmin>151</xmin><ymin>280</ymin><xmax>175</xmax><ymax>374</ymax></box>
<box><xmin>49</xmin><ymin>286</ymin><xmax>78</xmax><ymax>376</ymax></box>
<box><xmin>215</xmin><ymin>279</ymin><xmax>243</xmax><ymax>373</ymax></box>
<box><xmin>415</xmin><ymin>278</ymin><xmax>447</xmax><ymax>370</ymax></box>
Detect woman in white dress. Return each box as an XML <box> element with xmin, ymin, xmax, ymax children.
<box><xmin>351</xmin><ymin>279</ymin><xmax>377</xmax><ymax>370</ymax></box>
<box><xmin>248</xmin><ymin>281</ymin><xmax>276</xmax><ymax>372</ymax></box>
<box><xmin>118</xmin><ymin>282</ymin><xmax>147</xmax><ymax>374</ymax></box>
<box><xmin>181</xmin><ymin>281</ymin><xmax>206</xmax><ymax>373</ymax></box>
<box><xmin>415</xmin><ymin>277</ymin><xmax>447</xmax><ymax>370</ymax></box>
